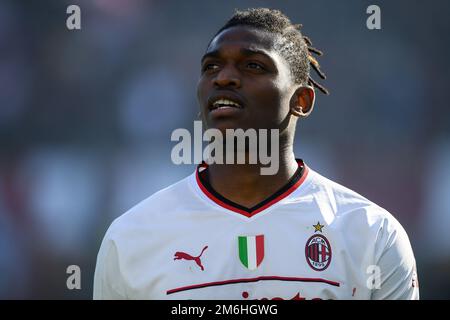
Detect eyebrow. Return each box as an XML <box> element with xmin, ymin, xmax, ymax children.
<box><xmin>201</xmin><ymin>48</ymin><xmax>274</xmax><ymax>64</ymax></box>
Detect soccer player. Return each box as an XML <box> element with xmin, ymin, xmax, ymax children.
<box><xmin>93</xmin><ymin>8</ymin><xmax>419</xmax><ymax>300</ymax></box>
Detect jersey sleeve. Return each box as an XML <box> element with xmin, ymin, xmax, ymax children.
<box><xmin>370</xmin><ymin>214</ymin><xmax>419</xmax><ymax>300</ymax></box>
<box><xmin>93</xmin><ymin>231</ymin><xmax>128</xmax><ymax>300</ymax></box>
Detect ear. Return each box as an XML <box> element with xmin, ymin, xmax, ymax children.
<box><xmin>289</xmin><ymin>86</ymin><xmax>315</xmax><ymax>118</ymax></box>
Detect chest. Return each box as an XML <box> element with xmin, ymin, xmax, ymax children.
<box><xmin>120</xmin><ymin>215</ymin><xmax>373</xmax><ymax>299</ymax></box>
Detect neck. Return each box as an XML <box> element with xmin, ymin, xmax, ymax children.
<box><xmin>205</xmin><ymin>144</ymin><xmax>299</xmax><ymax>208</ymax></box>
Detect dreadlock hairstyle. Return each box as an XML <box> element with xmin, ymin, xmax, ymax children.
<box><xmin>211</xmin><ymin>8</ymin><xmax>329</xmax><ymax>95</ymax></box>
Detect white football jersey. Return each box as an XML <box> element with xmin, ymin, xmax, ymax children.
<box><xmin>93</xmin><ymin>160</ymin><xmax>419</xmax><ymax>300</ymax></box>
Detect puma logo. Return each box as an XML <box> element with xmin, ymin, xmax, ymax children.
<box><xmin>174</xmin><ymin>246</ymin><xmax>208</xmax><ymax>271</ymax></box>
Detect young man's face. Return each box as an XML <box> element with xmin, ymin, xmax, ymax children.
<box><xmin>197</xmin><ymin>26</ymin><xmax>297</xmax><ymax>134</ymax></box>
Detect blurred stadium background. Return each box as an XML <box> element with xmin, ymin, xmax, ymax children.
<box><xmin>0</xmin><ymin>0</ymin><xmax>449</xmax><ymax>299</ymax></box>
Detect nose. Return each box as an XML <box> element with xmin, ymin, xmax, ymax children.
<box><xmin>213</xmin><ymin>65</ymin><xmax>241</xmax><ymax>88</ymax></box>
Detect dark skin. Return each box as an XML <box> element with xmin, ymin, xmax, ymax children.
<box><xmin>197</xmin><ymin>26</ymin><xmax>315</xmax><ymax>208</ymax></box>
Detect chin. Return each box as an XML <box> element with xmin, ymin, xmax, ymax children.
<box><xmin>208</xmin><ymin>120</ymin><xmax>245</xmax><ymax>133</ymax></box>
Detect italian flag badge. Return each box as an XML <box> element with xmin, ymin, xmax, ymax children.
<box><xmin>238</xmin><ymin>235</ymin><xmax>265</xmax><ymax>270</ymax></box>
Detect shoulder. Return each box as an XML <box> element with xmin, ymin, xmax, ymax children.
<box><xmin>306</xmin><ymin>168</ymin><xmax>403</xmax><ymax>233</ymax></box>
<box><xmin>307</xmin><ymin>168</ymin><xmax>418</xmax><ymax>299</ymax></box>
<box><xmin>306</xmin><ymin>168</ymin><xmax>416</xmax><ymax>271</ymax></box>
<box><xmin>104</xmin><ymin>173</ymin><xmax>194</xmax><ymax>241</ymax></box>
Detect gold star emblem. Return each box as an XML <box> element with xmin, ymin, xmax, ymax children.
<box><xmin>313</xmin><ymin>221</ymin><xmax>324</xmax><ymax>233</ymax></box>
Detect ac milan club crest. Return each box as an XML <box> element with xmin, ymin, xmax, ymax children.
<box><xmin>305</xmin><ymin>222</ymin><xmax>332</xmax><ymax>271</ymax></box>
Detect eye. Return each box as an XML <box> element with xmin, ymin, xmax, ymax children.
<box><xmin>246</xmin><ymin>62</ymin><xmax>264</xmax><ymax>70</ymax></box>
<box><xmin>202</xmin><ymin>63</ymin><xmax>219</xmax><ymax>72</ymax></box>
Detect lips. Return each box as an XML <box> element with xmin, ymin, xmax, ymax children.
<box><xmin>207</xmin><ymin>92</ymin><xmax>245</xmax><ymax>112</ymax></box>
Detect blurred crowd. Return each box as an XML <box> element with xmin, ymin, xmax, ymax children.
<box><xmin>0</xmin><ymin>0</ymin><xmax>449</xmax><ymax>299</ymax></box>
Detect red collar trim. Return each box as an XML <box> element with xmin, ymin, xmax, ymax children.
<box><xmin>195</xmin><ymin>159</ymin><xmax>309</xmax><ymax>218</ymax></box>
